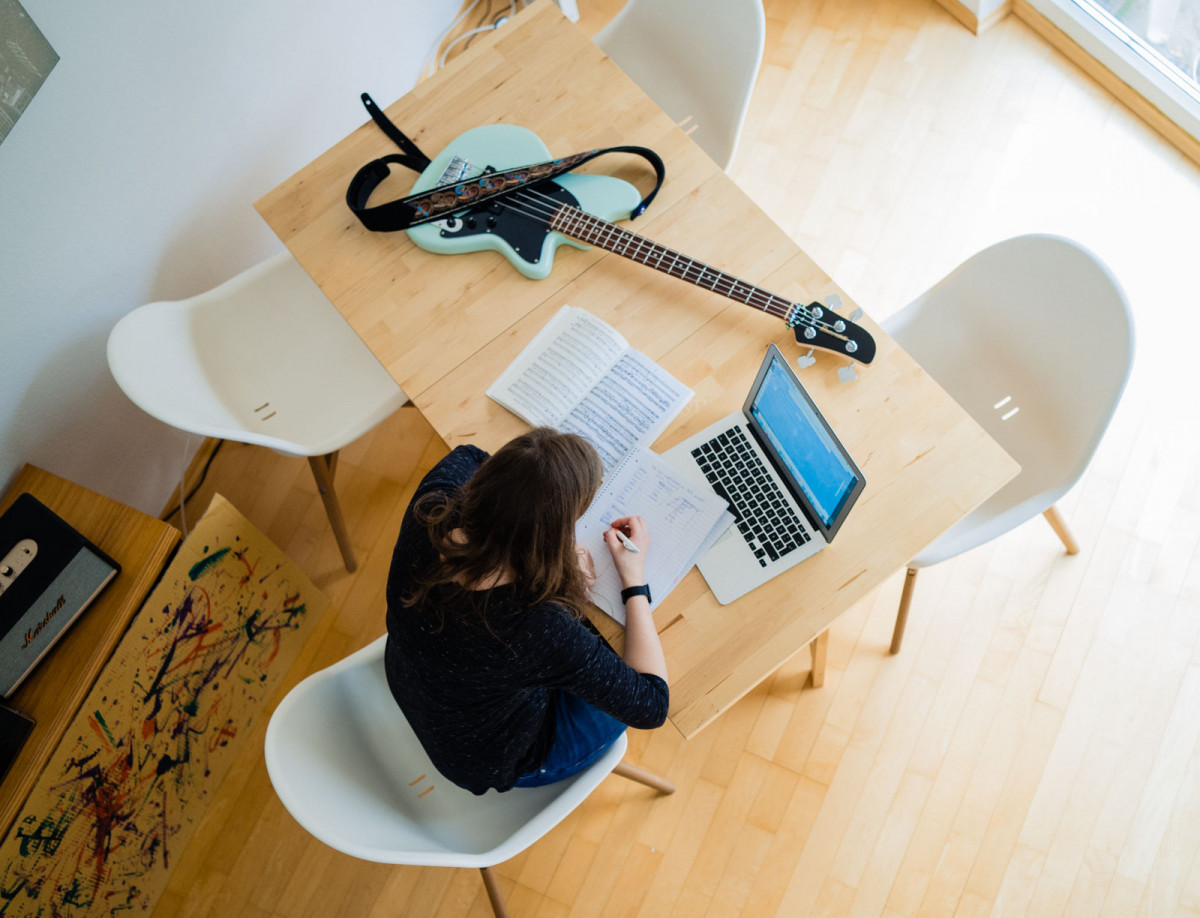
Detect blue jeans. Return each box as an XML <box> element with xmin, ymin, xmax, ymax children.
<box><xmin>513</xmin><ymin>691</ymin><xmax>626</xmax><ymax>787</ymax></box>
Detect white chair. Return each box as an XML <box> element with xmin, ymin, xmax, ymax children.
<box><xmin>885</xmin><ymin>234</ymin><xmax>1135</xmax><ymax>653</ymax></box>
<box><xmin>264</xmin><ymin>635</ymin><xmax>674</xmax><ymax>918</ymax></box>
<box><xmin>593</xmin><ymin>0</ymin><xmax>766</xmax><ymax>171</ymax></box>
<box><xmin>107</xmin><ymin>252</ymin><xmax>408</xmax><ymax>572</ymax></box>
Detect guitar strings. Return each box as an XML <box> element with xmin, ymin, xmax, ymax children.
<box><xmin>424</xmin><ymin>157</ymin><xmax>850</xmax><ymax>338</ymax></box>
<box><xmin>499</xmin><ymin>187</ymin><xmax>825</xmax><ymax>331</ymax></box>
<box><xmin>470</xmin><ymin>185</ymin><xmax>847</xmax><ymax>339</ymax></box>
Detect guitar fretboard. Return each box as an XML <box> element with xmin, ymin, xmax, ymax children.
<box><xmin>549</xmin><ymin>206</ymin><xmax>797</xmax><ymax>324</ymax></box>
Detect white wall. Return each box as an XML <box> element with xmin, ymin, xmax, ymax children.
<box><xmin>0</xmin><ymin>0</ymin><xmax>460</xmax><ymax>514</ymax></box>
<box><xmin>961</xmin><ymin>0</ymin><xmax>1008</xmax><ymax>19</ymax></box>
<box><xmin>936</xmin><ymin>0</ymin><xmax>1009</xmax><ymax>29</ymax></box>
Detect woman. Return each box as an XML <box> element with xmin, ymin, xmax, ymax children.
<box><xmin>384</xmin><ymin>427</ymin><xmax>669</xmax><ymax>795</ymax></box>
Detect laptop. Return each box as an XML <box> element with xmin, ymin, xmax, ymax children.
<box><xmin>663</xmin><ymin>344</ymin><xmax>865</xmax><ymax>604</ymax></box>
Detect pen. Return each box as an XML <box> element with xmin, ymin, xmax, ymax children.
<box><xmin>614</xmin><ymin>528</ymin><xmax>640</xmax><ymax>553</ymax></box>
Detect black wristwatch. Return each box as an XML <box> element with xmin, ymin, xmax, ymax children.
<box><xmin>620</xmin><ymin>584</ymin><xmax>652</xmax><ymax>605</ymax></box>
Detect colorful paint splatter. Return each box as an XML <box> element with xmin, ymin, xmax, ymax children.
<box><xmin>0</xmin><ymin>495</ymin><xmax>328</xmax><ymax>917</ymax></box>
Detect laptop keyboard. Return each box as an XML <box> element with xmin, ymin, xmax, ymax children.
<box><xmin>692</xmin><ymin>426</ymin><xmax>810</xmax><ymax>567</ymax></box>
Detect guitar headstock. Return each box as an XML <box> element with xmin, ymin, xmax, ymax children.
<box><xmin>785</xmin><ymin>297</ymin><xmax>876</xmax><ymax>364</ymax></box>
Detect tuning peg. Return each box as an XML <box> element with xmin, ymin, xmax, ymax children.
<box><xmin>837</xmin><ymin>362</ymin><xmax>858</xmax><ymax>383</ymax></box>
<box><xmin>850</xmin><ymin>306</ymin><xmax>864</xmax><ymax>322</ymax></box>
<box><xmin>795</xmin><ymin>348</ymin><xmax>816</xmax><ymax>369</ymax></box>
<box><xmin>825</xmin><ymin>294</ymin><xmax>843</xmax><ymax>311</ymax></box>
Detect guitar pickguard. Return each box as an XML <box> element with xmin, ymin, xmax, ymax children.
<box><xmin>407</xmin><ymin>124</ymin><xmax>643</xmax><ymax>280</ymax></box>
<box><xmin>431</xmin><ymin>179</ymin><xmax>581</xmax><ymax>266</ymax></box>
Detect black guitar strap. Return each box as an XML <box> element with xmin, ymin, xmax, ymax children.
<box><xmin>360</xmin><ymin>93</ymin><xmax>431</xmax><ymax>173</ymax></box>
<box><xmin>346</xmin><ymin>93</ymin><xmax>666</xmax><ymax>233</ymax></box>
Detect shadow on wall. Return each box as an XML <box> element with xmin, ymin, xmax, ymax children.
<box><xmin>0</xmin><ymin>0</ymin><xmax>462</xmax><ymax>517</ymax></box>
<box><xmin>140</xmin><ymin>77</ymin><xmax>367</xmax><ymax>308</ymax></box>
<box><xmin>1</xmin><ymin>327</ymin><xmax>190</xmax><ymax>515</ymax></box>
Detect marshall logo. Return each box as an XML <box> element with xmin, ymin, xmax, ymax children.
<box><xmin>22</xmin><ymin>594</ymin><xmax>67</xmax><ymax>650</ymax></box>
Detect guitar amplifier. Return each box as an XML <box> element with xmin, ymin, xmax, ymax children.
<box><xmin>0</xmin><ymin>494</ymin><xmax>120</xmax><ymax>698</ymax></box>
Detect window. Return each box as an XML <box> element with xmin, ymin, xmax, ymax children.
<box><xmin>1078</xmin><ymin>0</ymin><xmax>1200</xmax><ymax>101</ymax></box>
<box><xmin>1027</xmin><ymin>0</ymin><xmax>1200</xmax><ymax>146</ymax></box>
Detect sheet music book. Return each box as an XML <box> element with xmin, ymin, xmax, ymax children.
<box><xmin>0</xmin><ymin>494</ymin><xmax>120</xmax><ymax>697</ymax></box>
<box><xmin>487</xmin><ymin>305</ymin><xmax>732</xmax><ymax>624</ymax></box>
<box><xmin>486</xmin><ymin>305</ymin><xmax>693</xmax><ymax>476</ymax></box>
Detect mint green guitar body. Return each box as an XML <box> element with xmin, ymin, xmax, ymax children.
<box><xmin>406</xmin><ymin>124</ymin><xmax>642</xmax><ymax>280</ymax></box>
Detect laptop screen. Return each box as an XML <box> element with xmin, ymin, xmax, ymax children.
<box><xmin>746</xmin><ymin>346</ymin><xmax>864</xmax><ymax>539</ymax></box>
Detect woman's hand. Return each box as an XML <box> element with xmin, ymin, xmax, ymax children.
<box><xmin>576</xmin><ymin>544</ymin><xmax>596</xmax><ymax>590</ymax></box>
<box><xmin>602</xmin><ymin>515</ymin><xmax>650</xmax><ymax>588</ymax></box>
<box><xmin>602</xmin><ymin>515</ymin><xmax>665</xmax><ymax>680</ymax></box>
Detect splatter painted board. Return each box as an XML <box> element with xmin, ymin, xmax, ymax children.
<box><xmin>0</xmin><ymin>494</ymin><xmax>329</xmax><ymax>917</ymax></box>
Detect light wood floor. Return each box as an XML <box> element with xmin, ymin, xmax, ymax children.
<box><xmin>154</xmin><ymin>0</ymin><xmax>1200</xmax><ymax>915</ymax></box>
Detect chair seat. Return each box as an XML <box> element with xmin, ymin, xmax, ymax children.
<box><xmin>594</xmin><ymin>0</ymin><xmax>765</xmax><ymax>170</ymax></box>
<box><xmin>912</xmin><ymin>480</ymin><xmax>1064</xmax><ymax>568</ymax></box>
<box><xmin>594</xmin><ymin>39</ymin><xmax>730</xmax><ymax>159</ymax></box>
<box><xmin>108</xmin><ymin>252</ymin><xmax>407</xmax><ymax>457</ymax></box>
<box><xmin>906</xmin><ymin>362</ymin><xmax>1079</xmax><ymax>567</ymax></box>
<box><xmin>884</xmin><ymin>234</ymin><xmax>1134</xmax><ymax>570</ymax></box>
<box><xmin>264</xmin><ymin>635</ymin><xmax>627</xmax><ymax>868</ymax></box>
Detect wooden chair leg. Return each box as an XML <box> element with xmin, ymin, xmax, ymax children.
<box><xmin>809</xmin><ymin>629</ymin><xmax>829</xmax><ymax>688</ymax></box>
<box><xmin>1043</xmin><ymin>504</ymin><xmax>1080</xmax><ymax>555</ymax></box>
<box><xmin>613</xmin><ymin>760</ymin><xmax>676</xmax><ymax>794</ymax></box>
<box><xmin>890</xmin><ymin>567</ymin><xmax>919</xmax><ymax>655</ymax></box>
<box><xmin>307</xmin><ymin>452</ymin><xmax>358</xmax><ymax>572</ymax></box>
<box><xmin>480</xmin><ymin>866</ymin><xmax>509</xmax><ymax>918</ymax></box>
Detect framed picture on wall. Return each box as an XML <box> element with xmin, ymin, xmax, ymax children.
<box><xmin>0</xmin><ymin>0</ymin><xmax>58</xmax><ymax>145</ymax></box>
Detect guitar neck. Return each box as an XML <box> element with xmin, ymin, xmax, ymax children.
<box><xmin>549</xmin><ymin>206</ymin><xmax>795</xmax><ymax>323</ymax></box>
<box><xmin>412</xmin><ymin>145</ymin><xmax>872</xmax><ymax>363</ymax></box>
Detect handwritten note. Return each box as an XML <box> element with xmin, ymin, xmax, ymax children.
<box><xmin>576</xmin><ymin>451</ymin><xmax>732</xmax><ymax>624</ymax></box>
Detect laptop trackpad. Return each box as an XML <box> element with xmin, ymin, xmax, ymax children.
<box><xmin>698</xmin><ymin>523</ymin><xmax>825</xmax><ymax>605</ymax></box>
<box><xmin>698</xmin><ymin>526</ymin><xmax>773</xmax><ymax>605</ymax></box>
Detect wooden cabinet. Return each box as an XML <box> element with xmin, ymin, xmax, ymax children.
<box><xmin>0</xmin><ymin>465</ymin><xmax>179</xmax><ymax>843</ymax></box>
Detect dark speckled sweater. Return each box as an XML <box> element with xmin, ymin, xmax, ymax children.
<box><xmin>384</xmin><ymin>445</ymin><xmax>669</xmax><ymax>794</ymax></box>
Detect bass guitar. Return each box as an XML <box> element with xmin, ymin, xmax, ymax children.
<box><xmin>406</xmin><ymin>125</ymin><xmax>875</xmax><ymax>364</ymax></box>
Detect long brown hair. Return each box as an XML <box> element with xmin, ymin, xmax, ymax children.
<box><xmin>405</xmin><ymin>428</ymin><xmax>604</xmax><ymax>619</ymax></box>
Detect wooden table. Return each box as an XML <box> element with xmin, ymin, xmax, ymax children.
<box><xmin>255</xmin><ymin>1</ymin><xmax>1018</xmax><ymax>738</ymax></box>
<box><xmin>0</xmin><ymin>466</ymin><xmax>179</xmax><ymax>842</ymax></box>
